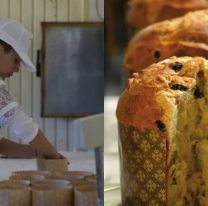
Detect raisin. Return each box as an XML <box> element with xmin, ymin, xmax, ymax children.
<box><xmin>170</xmin><ymin>84</ymin><xmax>188</xmax><ymax>91</ymax></box>
<box><xmin>184</xmin><ymin>196</ymin><xmax>189</xmax><ymax>206</ymax></box>
<box><xmin>172</xmin><ymin>177</ymin><xmax>177</xmax><ymax>185</ymax></box>
<box><xmin>194</xmin><ymin>86</ymin><xmax>204</xmax><ymax>98</ymax></box>
<box><xmin>155</xmin><ymin>120</ymin><xmax>166</xmax><ymax>132</ymax></box>
<box><xmin>197</xmin><ymin>70</ymin><xmax>204</xmax><ymax>78</ymax></box>
<box><xmin>195</xmin><ymin>198</ymin><xmax>201</xmax><ymax>206</ymax></box>
<box><xmin>171</xmin><ymin>62</ymin><xmax>183</xmax><ymax>72</ymax></box>
<box><xmin>154</xmin><ymin>50</ymin><xmax>161</xmax><ymax>58</ymax></box>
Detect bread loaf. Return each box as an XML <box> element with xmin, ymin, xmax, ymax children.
<box><xmin>126</xmin><ymin>0</ymin><xmax>208</xmax><ymax>28</ymax></box>
<box><xmin>117</xmin><ymin>56</ymin><xmax>208</xmax><ymax>205</ymax></box>
<box><xmin>124</xmin><ymin>10</ymin><xmax>208</xmax><ymax>73</ymax></box>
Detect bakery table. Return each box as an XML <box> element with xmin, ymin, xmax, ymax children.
<box><xmin>0</xmin><ymin>151</ymin><xmax>95</xmax><ymax>180</ymax></box>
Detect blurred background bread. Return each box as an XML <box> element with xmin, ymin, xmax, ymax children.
<box><xmin>124</xmin><ymin>9</ymin><xmax>208</xmax><ymax>73</ymax></box>
<box><xmin>126</xmin><ymin>0</ymin><xmax>208</xmax><ymax>29</ymax></box>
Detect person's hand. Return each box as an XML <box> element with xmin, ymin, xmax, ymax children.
<box><xmin>58</xmin><ymin>153</ymin><xmax>70</xmax><ymax>165</ymax></box>
<box><xmin>34</xmin><ymin>146</ymin><xmax>62</xmax><ymax>159</ymax></box>
<box><xmin>58</xmin><ymin>153</ymin><xmax>65</xmax><ymax>159</ymax></box>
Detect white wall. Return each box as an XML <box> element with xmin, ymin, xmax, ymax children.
<box><xmin>0</xmin><ymin>0</ymin><xmax>104</xmax><ymax>151</ymax></box>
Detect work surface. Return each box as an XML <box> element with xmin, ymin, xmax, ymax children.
<box><xmin>0</xmin><ymin>151</ymin><xmax>96</xmax><ymax>180</ymax></box>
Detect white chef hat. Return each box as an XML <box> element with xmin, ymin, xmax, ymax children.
<box><xmin>0</xmin><ymin>18</ymin><xmax>36</xmax><ymax>72</ymax></box>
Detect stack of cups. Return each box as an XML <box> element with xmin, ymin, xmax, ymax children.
<box><xmin>43</xmin><ymin>171</ymin><xmax>98</xmax><ymax>206</ymax></box>
<box><xmin>0</xmin><ymin>167</ymin><xmax>97</xmax><ymax>206</ymax></box>
<box><xmin>74</xmin><ymin>185</ymin><xmax>98</xmax><ymax>206</ymax></box>
<box><xmin>0</xmin><ymin>184</ymin><xmax>31</xmax><ymax>206</ymax></box>
<box><xmin>55</xmin><ymin>171</ymin><xmax>94</xmax><ymax>181</ymax></box>
<box><xmin>10</xmin><ymin>170</ymin><xmax>48</xmax><ymax>182</ymax></box>
<box><xmin>32</xmin><ymin>184</ymin><xmax>73</xmax><ymax>206</ymax></box>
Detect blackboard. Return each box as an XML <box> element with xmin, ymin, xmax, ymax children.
<box><xmin>41</xmin><ymin>22</ymin><xmax>104</xmax><ymax>117</ymax></box>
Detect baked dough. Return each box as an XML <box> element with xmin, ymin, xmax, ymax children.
<box><xmin>117</xmin><ymin>56</ymin><xmax>208</xmax><ymax>205</ymax></box>
<box><xmin>124</xmin><ymin>10</ymin><xmax>208</xmax><ymax>73</ymax></box>
<box><xmin>126</xmin><ymin>0</ymin><xmax>208</xmax><ymax>28</ymax></box>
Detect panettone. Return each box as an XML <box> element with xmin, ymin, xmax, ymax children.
<box><xmin>124</xmin><ymin>10</ymin><xmax>208</xmax><ymax>73</ymax></box>
<box><xmin>116</xmin><ymin>56</ymin><xmax>208</xmax><ymax>205</ymax></box>
<box><xmin>126</xmin><ymin>0</ymin><xmax>208</xmax><ymax>29</ymax></box>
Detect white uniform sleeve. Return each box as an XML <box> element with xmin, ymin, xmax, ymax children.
<box><xmin>0</xmin><ymin>84</ymin><xmax>39</xmax><ymax>144</ymax></box>
<box><xmin>9</xmin><ymin>110</ymin><xmax>39</xmax><ymax>144</ymax></box>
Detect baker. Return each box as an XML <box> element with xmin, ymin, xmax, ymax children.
<box><xmin>0</xmin><ymin>18</ymin><xmax>62</xmax><ymax>159</ymax></box>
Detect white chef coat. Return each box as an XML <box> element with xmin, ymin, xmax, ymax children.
<box><xmin>0</xmin><ymin>79</ymin><xmax>38</xmax><ymax>144</ymax></box>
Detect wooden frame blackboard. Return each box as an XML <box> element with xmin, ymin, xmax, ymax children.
<box><xmin>41</xmin><ymin>22</ymin><xmax>104</xmax><ymax>117</ymax></box>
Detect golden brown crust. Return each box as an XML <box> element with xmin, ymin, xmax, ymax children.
<box><xmin>124</xmin><ymin>10</ymin><xmax>208</xmax><ymax>72</ymax></box>
<box><xmin>126</xmin><ymin>0</ymin><xmax>208</xmax><ymax>28</ymax></box>
<box><xmin>117</xmin><ymin>56</ymin><xmax>204</xmax><ymax>130</ymax></box>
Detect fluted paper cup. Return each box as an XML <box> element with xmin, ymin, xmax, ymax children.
<box><xmin>71</xmin><ymin>179</ymin><xmax>96</xmax><ymax>187</ymax></box>
<box><xmin>74</xmin><ymin>185</ymin><xmax>98</xmax><ymax>206</ymax></box>
<box><xmin>50</xmin><ymin>174</ymin><xmax>84</xmax><ymax>181</ymax></box>
<box><xmin>0</xmin><ymin>185</ymin><xmax>31</xmax><ymax>206</ymax></box>
<box><xmin>36</xmin><ymin>158</ymin><xmax>68</xmax><ymax>173</ymax></box>
<box><xmin>44</xmin><ymin>174</ymin><xmax>65</xmax><ymax>180</ymax></box>
<box><xmin>32</xmin><ymin>184</ymin><xmax>73</xmax><ymax>206</ymax></box>
<box><xmin>60</xmin><ymin>175</ymin><xmax>84</xmax><ymax>181</ymax></box>
<box><xmin>11</xmin><ymin>170</ymin><xmax>48</xmax><ymax>182</ymax></box>
<box><xmin>10</xmin><ymin>174</ymin><xmax>45</xmax><ymax>182</ymax></box>
<box><xmin>118</xmin><ymin>123</ymin><xmax>167</xmax><ymax>205</ymax></box>
<box><xmin>85</xmin><ymin>175</ymin><xmax>97</xmax><ymax>183</ymax></box>
<box><xmin>12</xmin><ymin>170</ymin><xmax>49</xmax><ymax>176</ymax></box>
<box><xmin>53</xmin><ymin>171</ymin><xmax>94</xmax><ymax>182</ymax></box>
<box><xmin>0</xmin><ymin>180</ymin><xmax>30</xmax><ymax>187</ymax></box>
<box><xmin>62</xmin><ymin>171</ymin><xmax>94</xmax><ymax>177</ymax></box>
<box><xmin>33</xmin><ymin>179</ymin><xmax>70</xmax><ymax>187</ymax></box>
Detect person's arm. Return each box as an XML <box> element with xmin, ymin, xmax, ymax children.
<box><xmin>0</xmin><ymin>137</ymin><xmax>36</xmax><ymax>158</ymax></box>
<box><xmin>29</xmin><ymin>129</ymin><xmax>62</xmax><ymax>159</ymax></box>
<box><xmin>5</xmin><ymin>112</ymin><xmax>62</xmax><ymax>159</ymax></box>
<box><xmin>0</xmin><ymin>128</ymin><xmax>62</xmax><ymax>159</ymax></box>
<box><xmin>9</xmin><ymin>111</ymin><xmax>62</xmax><ymax>159</ymax></box>
<box><xmin>1</xmin><ymin>108</ymin><xmax>62</xmax><ymax>159</ymax></box>
<box><xmin>0</xmin><ymin>86</ymin><xmax>62</xmax><ymax>159</ymax></box>
<box><xmin>0</xmin><ymin>131</ymin><xmax>62</xmax><ymax>159</ymax></box>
